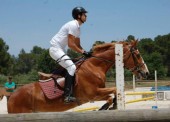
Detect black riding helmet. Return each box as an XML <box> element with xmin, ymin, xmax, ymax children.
<box><xmin>72</xmin><ymin>7</ymin><xmax>87</xmax><ymax>19</ymax></box>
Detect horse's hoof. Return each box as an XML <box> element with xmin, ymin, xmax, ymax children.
<box><xmin>109</xmin><ymin>105</ymin><xmax>117</xmax><ymax>110</ymax></box>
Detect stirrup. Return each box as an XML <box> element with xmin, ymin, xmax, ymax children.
<box><xmin>64</xmin><ymin>96</ymin><xmax>76</xmax><ymax>103</ymax></box>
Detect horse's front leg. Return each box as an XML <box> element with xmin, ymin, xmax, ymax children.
<box><xmin>97</xmin><ymin>87</ymin><xmax>116</xmax><ymax>96</ymax></box>
<box><xmin>95</xmin><ymin>87</ymin><xmax>117</xmax><ymax>110</ymax></box>
<box><xmin>98</xmin><ymin>96</ymin><xmax>117</xmax><ymax>110</ymax></box>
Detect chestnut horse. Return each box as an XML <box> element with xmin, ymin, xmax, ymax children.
<box><xmin>7</xmin><ymin>40</ymin><xmax>149</xmax><ymax>113</ymax></box>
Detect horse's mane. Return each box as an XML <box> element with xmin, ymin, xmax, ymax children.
<box><xmin>92</xmin><ymin>43</ymin><xmax>114</xmax><ymax>53</ymax></box>
<box><xmin>92</xmin><ymin>41</ymin><xmax>130</xmax><ymax>54</ymax></box>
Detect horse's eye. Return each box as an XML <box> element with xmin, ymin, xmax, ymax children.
<box><xmin>136</xmin><ymin>54</ymin><xmax>141</xmax><ymax>59</ymax></box>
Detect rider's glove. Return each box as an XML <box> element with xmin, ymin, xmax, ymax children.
<box><xmin>83</xmin><ymin>51</ymin><xmax>92</xmax><ymax>57</ymax></box>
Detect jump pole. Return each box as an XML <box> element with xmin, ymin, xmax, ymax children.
<box><xmin>152</xmin><ymin>70</ymin><xmax>158</xmax><ymax>109</ymax></box>
<box><xmin>133</xmin><ymin>75</ymin><xmax>136</xmax><ymax>92</ymax></box>
<box><xmin>126</xmin><ymin>91</ymin><xmax>155</xmax><ymax>95</ymax></box>
<box><xmin>115</xmin><ymin>44</ymin><xmax>125</xmax><ymax>110</ymax></box>
<box><xmin>126</xmin><ymin>96</ymin><xmax>155</xmax><ymax>104</ymax></box>
<box><xmin>73</xmin><ymin>106</ymin><xmax>99</xmax><ymax>112</ymax></box>
<box><xmin>1</xmin><ymin>109</ymin><xmax>170</xmax><ymax>121</ymax></box>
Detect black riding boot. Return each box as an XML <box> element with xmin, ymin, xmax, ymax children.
<box><xmin>64</xmin><ymin>72</ymin><xmax>76</xmax><ymax>103</ymax></box>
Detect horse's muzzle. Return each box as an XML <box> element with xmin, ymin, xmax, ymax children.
<box><xmin>139</xmin><ymin>71</ymin><xmax>149</xmax><ymax>79</ymax></box>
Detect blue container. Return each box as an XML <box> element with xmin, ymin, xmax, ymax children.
<box><xmin>151</xmin><ymin>86</ymin><xmax>170</xmax><ymax>91</ymax></box>
<box><xmin>152</xmin><ymin>106</ymin><xmax>158</xmax><ymax>109</ymax></box>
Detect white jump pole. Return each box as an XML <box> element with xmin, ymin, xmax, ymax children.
<box><xmin>133</xmin><ymin>75</ymin><xmax>136</xmax><ymax>92</ymax></box>
<box><xmin>152</xmin><ymin>70</ymin><xmax>158</xmax><ymax>109</ymax></box>
<box><xmin>132</xmin><ymin>74</ymin><xmax>136</xmax><ymax>100</ymax></box>
<box><xmin>115</xmin><ymin>44</ymin><xmax>125</xmax><ymax>110</ymax></box>
<box><xmin>155</xmin><ymin>70</ymin><xmax>158</xmax><ymax>108</ymax></box>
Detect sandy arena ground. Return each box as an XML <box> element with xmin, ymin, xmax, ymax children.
<box><xmin>1</xmin><ymin>87</ymin><xmax>170</xmax><ymax>114</ymax></box>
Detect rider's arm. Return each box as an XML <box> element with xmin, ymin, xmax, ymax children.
<box><xmin>4</xmin><ymin>82</ymin><xmax>15</xmax><ymax>90</ymax></box>
<box><xmin>68</xmin><ymin>34</ymin><xmax>85</xmax><ymax>54</ymax></box>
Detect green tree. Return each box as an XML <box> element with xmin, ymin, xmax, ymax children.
<box><xmin>37</xmin><ymin>49</ymin><xmax>57</xmax><ymax>73</ymax></box>
<box><xmin>11</xmin><ymin>46</ymin><xmax>47</xmax><ymax>75</ymax></box>
<box><xmin>31</xmin><ymin>46</ymin><xmax>46</xmax><ymax>55</ymax></box>
<box><xmin>67</xmin><ymin>49</ymin><xmax>81</xmax><ymax>59</ymax></box>
<box><xmin>126</xmin><ymin>35</ymin><xmax>135</xmax><ymax>42</ymax></box>
<box><xmin>138</xmin><ymin>38</ymin><xmax>154</xmax><ymax>54</ymax></box>
<box><xmin>0</xmin><ymin>38</ymin><xmax>11</xmax><ymax>75</ymax></box>
<box><xmin>14</xmin><ymin>49</ymin><xmax>35</xmax><ymax>74</ymax></box>
<box><xmin>144</xmin><ymin>52</ymin><xmax>166</xmax><ymax>79</ymax></box>
<box><xmin>92</xmin><ymin>41</ymin><xmax>105</xmax><ymax>47</ymax></box>
<box><xmin>30</xmin><ymin>46</ymin><xmax>46</xmax><ymax>70</ymax></box>
<box><xmin>154</xmin><ymin>33</ymin><xmax>170</xmax><ymax>76</ymax></box>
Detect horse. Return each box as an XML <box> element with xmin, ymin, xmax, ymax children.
<box><xmin>7</xmin><ymin>40</ymin><xmax>149</xmax><ymax>113</ymax></box>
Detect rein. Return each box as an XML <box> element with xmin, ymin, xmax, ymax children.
<box><xmin>89</xmin><ymin>47</ymin><xmax>131</xmax><ymax>65</ymax></box>
<box><xmin>91</xmin><ymin>55</ymin><xmax>114</xmax><ymax>64</ymax></box>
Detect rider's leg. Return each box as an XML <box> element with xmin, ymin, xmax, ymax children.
<box><xmin>49</xmin><ymin>47</ymin><xmax>77</xmax><ymax>103</ymax></box>
<box><xmin>61</xmin><ymin>60</ymin><xmax>76</xmax><ymax>103</ymax></box>
<box><xmin>64</xmin><ymin>70</ymin><xmax>76</xmax><ymax>103</ymax></box>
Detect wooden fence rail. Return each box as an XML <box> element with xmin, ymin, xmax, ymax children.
<box><xmin>1</xmin><ymin>109</ymin><xmax>170</xmax><ymax>122</ymax></box>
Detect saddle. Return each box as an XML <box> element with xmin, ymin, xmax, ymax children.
<box><xmin>38</xmin><ymin>71</ymin><xmax>66</xmax><ymax>99</ymax></box>
<box><xmin>38</xmin><ymin>56</ymin><xmax>86</xmax><ymax>100</ymax></box>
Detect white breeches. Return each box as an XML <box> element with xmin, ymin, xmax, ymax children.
<box><xmin>49</xmin><ymin>47</ymin><xmax>76</xmax><ymax>76</ymax></box>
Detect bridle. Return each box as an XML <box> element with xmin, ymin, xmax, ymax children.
<box><xmin>123</xmin><ymin>46</ymin><xmax>145</xmax><ymax>74</ymax></box>
<box><xmin>91</xmin><ymin>44</ymin><xmax>145</xmax><ymax>74</ymax></box>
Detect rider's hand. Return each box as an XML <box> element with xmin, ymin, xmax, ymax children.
<box><xmin>83</xmin><ymin>51</ymin><xmax>92</xmax><ymax>57</ymax></box>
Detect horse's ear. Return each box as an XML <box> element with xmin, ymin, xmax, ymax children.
<box><xmin>131</xmin><ymin>39</ymin><xmax>138</xmax><ymax>47</ymax></box>
<box><xmin>135</xmin><ymin>39</ymin><xmax>139</xmax><ymax>46</ymax></box>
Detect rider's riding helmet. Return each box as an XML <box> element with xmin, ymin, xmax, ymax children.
<box><xmin>72</xmin><ymin>7</ymin><xmax>87</xmax><ymax>19</ymax></box>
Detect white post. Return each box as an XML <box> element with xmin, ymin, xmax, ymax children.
<box><xmin>155</xmin><ymin>70</ymin><xmax>158</xmax><ymax>107</ymax></box>
<box><xmin>152</xmin><ymin>70</ymin><xmax>158</xmax><ymax>109</ymax></box>
<box><xmin>133</xmin><ymin>75</ymin><xmax>136</xmax><ymax>92</ymax></box>
<box><xmin>115</xmin><ymin>44</ymin><xmax>125</xmax><ymax>110</ymax></box>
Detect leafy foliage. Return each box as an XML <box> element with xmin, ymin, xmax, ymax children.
<box><xmin>37</xmin><ymin>49</ymin><xmax>56</xmax><ymax>73</ymax></box>
<box><xmin>0</xmin><ymin>38</ymin><xmax>11</xmax><ymax>75</ymax></box>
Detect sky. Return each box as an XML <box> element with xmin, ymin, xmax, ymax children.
<box><xmin>0</xmin><ymin>0</ymin><xmax>170</xmax><ymax>56</ymax></box>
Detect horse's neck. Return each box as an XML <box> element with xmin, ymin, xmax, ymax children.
<box><xmin>90</xmin><ymin>50</ymin><xmax>115</xmax><ymax>73</ymax></box>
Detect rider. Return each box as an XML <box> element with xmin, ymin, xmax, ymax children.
<box><xmin>49</xmin><ymin>7</ymin><xmax>91</xmax><ymax>103</ymax></box>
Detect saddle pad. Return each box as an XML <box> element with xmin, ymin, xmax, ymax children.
<box><xmin>39</xmin><ymin>78</ymin><xmax>64</xmax><ymax>100</ymax></box>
